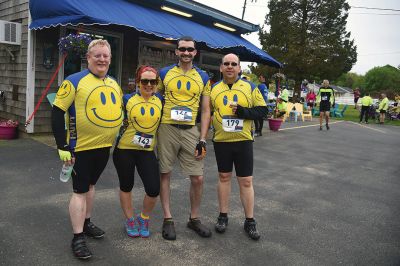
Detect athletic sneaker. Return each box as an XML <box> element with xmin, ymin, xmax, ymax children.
<box><xmin>71</xmin><ymin>235</ymin><xmax>92</xmax><ymax>260</ymax></box>
<box><xmin>125</xmin><ymin>217</ymin><xmax>139</xmax><ymax>238</ymax></box>
<box><xmin>244</xmin><ymin>219</ymin><xmax>260</xmax><ymax>240</ymax></box>
<box><xmin>326</xmin><ymin>124</ymin><xmax>330</xmax><ymax>130</ymax></box>
<box><xmin>187</xmin><ymin>218</ymin><xmax>212</xmax><ymax>238</ymax></box>
<box><xmin>83</xmin><ymin>221</ymin><xmax>105</xmax><ymax>238</ymax></box>
<box><xmin>319</xmin><ymin>126</ymin><xmax>323</xmax><ymax>131</ymax></box>
<box><xmin>136</xmin><ymin>215</ymin><xmax>150</xmax><ymax>238</ymax></box>
<box><xmin>215</xmin><ymin>216</ymin><xmax>228</xmax><ymax>233</ymax></box>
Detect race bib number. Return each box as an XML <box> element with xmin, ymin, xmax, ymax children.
<box><xmin>133</xmin><ymin>132</ymin><xmax>153</xmax><ymax>148</ymax></box>
<box><xmin>322</xmin><ymin>96</ymin><xmax>328</xmax><ymax>101</ymax></box>
<box><xmin>222</xmin><ymin>115</ymin><xmax>243</xmax><ymax>132</ymax></box>
<box><xmin>171</xmin><ymin>106</ymin><xmax>192</xmax><ymax>122</ymax></box>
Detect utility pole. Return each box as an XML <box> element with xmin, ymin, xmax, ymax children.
<box><xmin>242</xmin><ymin>0</ymin><xmax>247</xmax><ymax>19</ymax></box>
<box><xmin>242</xmin><ymin>0</ymin><xmax>257</xmax><ymax>20</ymax></box>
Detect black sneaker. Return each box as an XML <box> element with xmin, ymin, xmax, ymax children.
<box><xmin>326</xmin><ymin>124</ymin><xmax>330</xmax><ymax>130</ymax></box>
<box><xmin>187</xmin><ymin>218</ymin><xmax>212</xmax><ymax>238</ymax></box>
<box><xmin>244</xmin><ymin>219</ymin><xmax>260</xmax><ymax>240</ymax></box>
<box><xmin>83</xmin><ymin>221</ymin><xmax>105</xmax><ymax>238</ymax></box>
<box><xmin>71</xmin><ymin>236</ymin><xmax>92</xmax><ymax>260</ymax></box>
<box><xmin>319</xmin><ymin>126</ymin><xmax>323</xmax><ymax>131</ymax></box>
<box><xmin>215</xmin><ymin>216</ymin><xmax>228</xmax><ymax>233</ymax></box>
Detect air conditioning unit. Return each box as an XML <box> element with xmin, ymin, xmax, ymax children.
<box><xmin>0</xmin><ymin>20</ymin><xmax>22</xmax><ymax>45</ymax></box>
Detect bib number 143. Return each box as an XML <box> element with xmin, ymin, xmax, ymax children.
<box><xmin>133</xmin><ymin>133</ymin><xmax>153</xmax><ymax>148</ymax></box>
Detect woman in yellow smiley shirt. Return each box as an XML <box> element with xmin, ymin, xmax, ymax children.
<box><xmin>113</xmin><ymin>66</ymin><xmax>163</xmax><ymax>238</ymax></box>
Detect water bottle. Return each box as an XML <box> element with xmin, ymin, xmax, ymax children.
<box><xmin>60</xmin><ymin>163</ymin><xmax>74</xmax><ymax>182</ymax></box>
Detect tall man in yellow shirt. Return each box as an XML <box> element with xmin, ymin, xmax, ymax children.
<box><xmin>210</xmin><ymin>54</ymin><xmax>267</xmax><ymax>240</ymax></box>
<box><xmin>157</xmin><ymin>36</ymin><xmax>211</xmax><ymax>240</ymax></box>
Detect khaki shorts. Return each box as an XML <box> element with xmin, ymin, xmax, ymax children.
<box><xmin>157</xmin><ymin>124</ymin><xmax>204</xmax><ymax>176</ymax></box>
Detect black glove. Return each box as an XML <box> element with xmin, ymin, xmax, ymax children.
<box><xmin>195</xmin><ymin>140</ymin><xmax>207</xmax><ymax>157</ymax></box>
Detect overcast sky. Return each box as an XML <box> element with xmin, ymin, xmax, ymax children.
<box><xmin>195</xmin><ymin>0</ymin><xmax>400</xmax><ymax>75</ymax></box>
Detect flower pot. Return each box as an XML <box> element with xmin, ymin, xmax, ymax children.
<box><xmin>0</xmin><ymin>125</ymin><xmax>17</xmax><ymax>139</ymax></box>
<box><xmin>268</xmin><ymin>118</ymin><xmax>283</xmax><ymax>131</ymax></box>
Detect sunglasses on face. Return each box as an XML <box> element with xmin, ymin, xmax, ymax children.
<box><xmin>223</xmin><ymin>62</ymin><xmax>238</xmax><ymax>67</ymax></box>
<box><xmin>177</xmin><ymin>47</ymin><xmax>196</xmax><ymax>52</ymax></box>
<box><xmin>140</xmin><ymin>79</ymin><xmax>158</xmax><ymax>85</ymax></box>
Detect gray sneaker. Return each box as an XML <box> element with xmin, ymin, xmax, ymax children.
<box><xmin>244</xmin><ymin>219</ymin><xmax>260</xmax><ymax>240</ymax></box>
<box><xmin>215</xmin><ymin>216</ymin><xmax>228</xmax><ymax>233</ymax></box>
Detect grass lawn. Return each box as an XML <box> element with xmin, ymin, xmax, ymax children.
<box><xmin>314</xmin><ymin>104</ymin><xmax>400</xmax><ymax>126</ymax></box>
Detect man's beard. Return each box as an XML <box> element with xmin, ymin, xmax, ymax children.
<box><xmin>179</xmin><ymin>55</ymin><xmax>193</xmax><ymax>62</ymax></box>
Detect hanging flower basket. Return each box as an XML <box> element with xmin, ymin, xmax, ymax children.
<box><xmin>58</xmin><ymin>33</ymin><xmax>92</xmax><ymax>56</ymax></box>
<box><xmin>272</xmin><ymin>72</ymin><xmax>286</xmax><ymax>81</ymax></box>
<box><xmin>0</xmin><ymin>120</ymin><xmax>18</xmax><ymax>139</ymax></box>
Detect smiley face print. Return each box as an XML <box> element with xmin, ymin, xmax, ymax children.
<box><xmin>129</xmin><ymin>101</ymin><xmax>162</xmax><ymax>134</ymax></box>
<box><xmin>166</xmin><ymin>75</ymin><xmax>201</xmax><ymax>107</ymax></box>
<box><xmin>85</xmin><ymin>85</ymin><xmax>123</xmax><ymax>128</ymax></box>
<box><xmin>214</xmin><ymin>89</ymin><xmax>250</xmax><ymax>123</ymax></box>
<box><xmin>56</xmin><ymin>80</ymin><xmax>73</xmax><ymax>99</ymax></box>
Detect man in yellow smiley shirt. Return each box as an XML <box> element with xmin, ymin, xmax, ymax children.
<box><xmin>157</xmin><ymin>36</ymin><xmax>211</xmax><ymax>240</ymax></box>
<box><xmin>210</xmin><ymin>53</ymin><xmax>267</xmax><ymax>240</ymax></box>
<box><xmin>52</xmin><ymin>39</ymin><xmax>123</xmax><ymax>260</ymax></box>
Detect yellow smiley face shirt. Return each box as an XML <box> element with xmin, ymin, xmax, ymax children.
<box><xmin>53</xmin><ymin>69</ymin><xmax>123</xmax><ymax>152</ymax></box>
<box><xmin>159</xmin><ymin>64</ymin><xmax>210</xmax><ymax>125</ymax></box>
<box><xmin>210</xmin><ymin>78</ymin><xmax>266</xmax><ymax>142</ymax></box>
<box><xmin>117</xmin><ymin>92</ymin><xmax>163</xmax><ymax>151</ymax></box>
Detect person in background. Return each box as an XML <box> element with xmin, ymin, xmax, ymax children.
<box><xmin>316</xmin><ymin>80</ymin><xmax>335</xmax><ymax>130</ymax></box>
<box><xmin>279</xmin><ymin>86</ymin><xmax>289</xmax><ymax>103</ymax></box>
<box><xmin>359</xmin><ymin>92</ymin><xmax>373</xmax><ymax>123</ymax></box>
<box><xmin>353</xmin><ymin>88</ymin><xmax>360</xmax><ymax>109</ymax></box>
<box><xmin>306</xmin><ymin>89</ymin><xmax>316</xmax><ymax>111</ymax></box>
<box><xmin>378</xmin><ymin>93</ymin><xmax>389</xmax><ymax>124</ymax></box>
<box><xmin>254</xmin><ymin>75</ymin><xmax>269</xmax><ymax>136</ymax></box>
<box><xmin>51</xmin><ymin>39</ymin><xmax>123</xmax><ymax>260</ymax></box>
<box><xmin>113</xmin><ymin>65</ymin><xmax>162</xmax><ymax>239</ymax></box>
<box><xmin>275</xmin><ymin>97</ymin><xmax>287</xmax><ymax>118</ymax></box>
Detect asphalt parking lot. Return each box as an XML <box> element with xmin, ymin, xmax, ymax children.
<box><xmin>1</xmin><ymin>120</ymin><xmax>399</xmax><ymax>265</ymax></box>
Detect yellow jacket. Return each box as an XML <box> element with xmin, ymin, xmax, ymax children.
<box><xmin>361</xmin><ymin>96</ymin><xmax>373</xmax><ymax>106</ymax></box>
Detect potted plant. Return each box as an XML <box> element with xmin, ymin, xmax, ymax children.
<box><xmin>0</xmin><ymin>119</ymin><xmax>19</xmax><ymax>139</ymax></box>
<box><xmin>267</xmin><ymin>98</ymin><xmax>284</xmax><ymax>131</ymax></box>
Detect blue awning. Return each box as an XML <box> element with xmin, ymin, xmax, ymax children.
<box><xmin>29</xmin><ymin>0</ymin><xmax>281</xmax><ymax>67</ymax></box>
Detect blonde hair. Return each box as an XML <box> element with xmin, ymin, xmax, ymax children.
<box><xmin>87</xmin><ymin>39</ymin><xmax>111</xmax><ymax>55</ymax></box>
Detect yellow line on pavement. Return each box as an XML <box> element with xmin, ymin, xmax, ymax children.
<box><xmin>348</xmin><ymin>121</ymin><xmax>386</xmax><ymax>134</ymax></box>
<box><xmin>279</xmin><ymin>121</ymin><xmax>344</xmax><ymax>131</ymax></box>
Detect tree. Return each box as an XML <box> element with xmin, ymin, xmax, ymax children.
<box><xmin>335</xmin><ymin>72</ymin><xmax>365</xmax><ymax>90</ymax></box>
<box><xmin>257</xmin><ymin>0</ymin><xmax>357</xmax><ymax>101</ymax></box>
<box><xmin>364</xmin><ymin>65</ymin><xmax>400</xmax><ymax>98</ymax></box>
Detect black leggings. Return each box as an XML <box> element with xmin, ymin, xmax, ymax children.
<box><xmin>113</xmin><ymin>148</ymin><xmax>160</xmax><ymax>197</ymax></box>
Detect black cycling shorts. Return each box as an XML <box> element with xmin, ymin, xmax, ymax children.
<box><xmin>72</xmin><ymin>147</ymin><xmax>110</xmax><ymax>194</ymax></box>
<box><xmin>112</xmin><ymin>148</ymin><xmax>160</xmax><ymax>197</ymax></box>
<box><xmin>213</xmin><ymin>141</ymin><xmax>253</xmax><ymax>177</ymax></box>
<box><xmin>380</xmin><ymin>110</ymin><xmax>386</xmax><ymax>114</ymax></box>
<box><xmin>319</xmin><ymin>101</ymin><xmax>331</xmax><ymax>112</ymax></box>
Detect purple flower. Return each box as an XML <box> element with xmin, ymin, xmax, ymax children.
<box><xmin>58</xmin><ymin>33</ymin><xmax>92</xmax><ymax>55</ymax></box>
